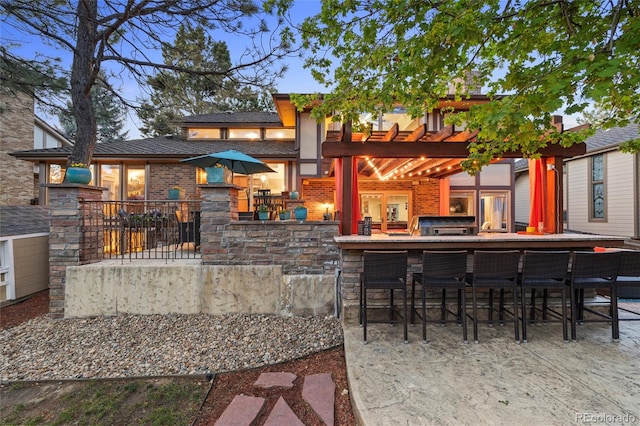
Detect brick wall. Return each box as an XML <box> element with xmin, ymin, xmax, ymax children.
<box><xmin>0</xmin><ymin>90</ymin><xmax>35</xmax><ymax>205</ymax></box>
<box><xmin>303</xmin><ymin>177</ymin><xmax>441</xmax><ymax>219</ymax></box>
<box><xmin>147</xmin><ymin>163</ymin><xmax>200</xmax><ymax>201</ymax></box>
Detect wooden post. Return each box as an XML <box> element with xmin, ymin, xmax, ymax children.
<box><xmin>543</xmin><ymin>156</ymin><xmax>564</xmax><ymax>234</ymax></box>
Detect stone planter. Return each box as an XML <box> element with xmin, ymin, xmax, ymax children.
<box><xmin>66</xmin><ymin>167</ymin><xmax>91</xmax><ymax>184</ymax></box>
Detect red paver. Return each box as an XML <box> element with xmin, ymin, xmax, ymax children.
<box><xmin>215</xmin><ymin>394</ymin><xmax>265</xmax><ymax>426</ymax></box>
<box><xmin>263</xmin><ymin>396</ymin><xmax>304</xmax><ymax>426</ymax></box>
<box><xmin>302</xmin><ymin>373</ymin><xmax>335</xmax><ymax>426</ymax></box>
<box><xmin>254</xmin><ymin>372</ymin><xmax>297</xmax><ymax>388</ymax></box>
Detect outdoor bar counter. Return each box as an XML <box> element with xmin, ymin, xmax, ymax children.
<box><xmin>335</xmin><ymin>232</ymin><xmax>627</xmax><ymax>323</ymax></box>
<box><xmin>334</xmin><ymin>231</ymin><xmax>626</xmax><ymax>251</ymax></box>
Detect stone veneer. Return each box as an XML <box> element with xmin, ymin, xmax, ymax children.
<box><xmin>0</xmin><ymin>90</ymin><xmax>35</xmax><ymax>206</ymax></box>
<box><xmin>47</xmin><ymin>184</ymin><xmax>105</xmax><ymax>318</ymax></box>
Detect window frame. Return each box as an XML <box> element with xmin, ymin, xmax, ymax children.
<box><xmin>589</xmin><ymin>154</ymin><xmax>606</xmax><ymax>221</ymax></box>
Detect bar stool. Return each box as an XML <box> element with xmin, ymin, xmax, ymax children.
<box><xmin>568</xmin><ymin>251</ymin><xmax>621</xmax><ymax>341</ymax></box>
<box><xmin>617</xmin><ymin>250</ymin><xmax>640</xmax><ymax>321</ymax></box>
<box><xmin>471</xmin><ymin>250</ymin><xmax>521</xmax><ymax>343</ymax></box>
<box><xmin>360</xmin><ymin>250</ymin><xmax>409</xmax><ymax>343</ymax></box>
<box><xmin>411</xmin><ymin>250</ymin><xmax>469</xmax><ymax>343</ymax></box>
<box><xmin>519</xmin><ymin>250</ymin><xmax>571</xmax><ymax>342</ymax></box>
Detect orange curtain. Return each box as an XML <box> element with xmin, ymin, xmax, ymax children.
<box><xmin>335</xmin><ymin>158</ymin><xmax>343</xmax><ymax>234</ymax></box>
<box><xmin>529</xmin><ymin>159</ymin><xmax>545</xmax><ymax>229</ymax></box>
<box><xmin>439</xmin><ymin>178</ymin><xmax>450</xmax><ymax>215</ymax></box>
<box><xmin>351</xmin><ymin>157</ymin><xmax>361</xmax><ymax>234</ymax></box>
<box><xmin>334</xmin><ymin>157</ymin><xmax>361</xmax><ymax>234</ymax></box>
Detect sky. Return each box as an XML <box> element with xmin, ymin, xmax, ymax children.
<box><xmin>2</xmin><ymin>0</ymin><xmax>580</xmax><ymax>140</ymax></box>
<box><xmin>1</xmin><ymin>0</ymin><xmax>328</xmax><ymax>140</ymax></box>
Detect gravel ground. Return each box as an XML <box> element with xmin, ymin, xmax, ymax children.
<box><xmin>1</xmin><ymin>313</ymin><xmax>343</xmax><ymax>381</ymax></box>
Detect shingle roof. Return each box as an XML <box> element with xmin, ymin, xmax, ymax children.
<box><xmin>181</xmin><ymin>112</ymin><xmax>282</xmax><ymax>125</ymax></box>
<box><xmin>10</xmin><ymin>137</ymin><xmax>297</xmax><ymax>161</ymax></box>
<box><xmin>0</xmin><ymin>205</ymin><xmax>49</xmax><ymax>237</ymax></box>
<box><xmin>585</xmin><ymin>122</ymin><xmax>638</xmax><ymax>153</ymax></box>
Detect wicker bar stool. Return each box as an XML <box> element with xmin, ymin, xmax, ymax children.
<box><xmin>569</xmin><ymin>251</ymin><xmax>621</xmax><ymax>341</ymax></box>
<box><xmin>360</xmin><ymin>250</ymin><xmax>409</xmax><ymax>343</ymax></box>
<box><xmin>471</xmin><ymin>250</ymin><xmax>521</xmax><ymax>343</ymax></box>
<box><xmin>411</xmin><ymin>250</ymin><xmax>469</xmax><ymax>343</ymax></box>
<box><xmin>519</xmin><ymin>250</ymin><xmax>571</xmax><ymax>342</ymax></box>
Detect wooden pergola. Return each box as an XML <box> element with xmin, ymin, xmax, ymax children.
<box><xmin>322</xmin><ymin>120</ymin><xmax>588</xmax><ymax>235</ymax></box>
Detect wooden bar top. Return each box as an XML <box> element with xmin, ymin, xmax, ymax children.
<box><xmin>334</xmin><ymin>232</ymin><xmax>626</xmax><ymax>250</ymax></box>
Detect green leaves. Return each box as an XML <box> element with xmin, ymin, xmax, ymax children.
<box><xmin>293</xmin><ymin>0</ymin><xmax>640</xmax><ymax>167</ymax></box>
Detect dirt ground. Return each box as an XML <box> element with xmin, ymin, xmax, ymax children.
<box><xmin>0</xmin><ymin>291</ymin><xmax>356</xmax><ymax>425</ymax></box>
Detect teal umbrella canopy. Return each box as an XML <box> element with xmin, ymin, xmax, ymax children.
<box><xmin>180</xmin><ymin>149</ymin><xmax>276</xmax><ymax>176</ymax></box>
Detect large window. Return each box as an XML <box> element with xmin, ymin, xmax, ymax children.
<box><xmin>126</xmin><ymin>166</ymin><xmax>146</xmax><ymax>200</ymax></box>
<box><xmin>101</xmin><ymin>165</ymin><xmax>121</xmax><ymax>201</ymax></box>
<box><xmin>590</xmin><ymin>154</ymin><xmax>605</xmax><ymax>220</ymax></box>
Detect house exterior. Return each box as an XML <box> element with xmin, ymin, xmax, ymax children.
<box><xmin>514</xmin><ymin>123</ymin><xmax>640</xmax><ymax>240</ymax></box>
<box><xmin>564</xmin><ymin>123</ymin><xmax>639</xmax><ymax>239</ymax></box>
<box><xmin>0</xmin><ymin>205</ymin><xmax>50</xmax><ymax>303</ymax></box>
<box><xmin>0</xmin><ymin>89</ymin><xmax>73</xmax><ymax>206</ymax></box>
<box><xmin>9</xmin><ymin>93</ymin><xmax>524</xmax><ymax>232</ymax></box>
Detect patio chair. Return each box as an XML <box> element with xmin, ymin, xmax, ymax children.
<box><xmin>411</xmin><ymin>250</ymin><xmax>469</xmax><ymax>343</ymax></box>
<box><xmin>613</xmin><ymin>250</ymin><xmax>640</xmax><ymax>321</ymax></box>
<box><xmin>471</xmin><ymin>250</ymin><xmax>521</xmax><ymax>343</ymax></box>
<box><xmin>360</xmin><ymin>250</ymin><xmax>409</xmax><ymax>343</ymax></box>
<box><xmin>175</xmin><ymin>210</ymin><xmax>195</xmax><ymax>249</ymax></box>
<box><xmin>519</xmin><ymin>250</ymin><xmax>571</xmax><ymax>342</ymax></box>
<box><xmin>568</xmin><ymin>251</ymin><xmax>621</xmax><ymax>341</ymax></box>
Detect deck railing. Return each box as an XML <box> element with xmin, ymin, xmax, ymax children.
<box><xmin>79</xmin><ymin>200</ymin><xmax>202</xmax><ymax>262</ymax></box>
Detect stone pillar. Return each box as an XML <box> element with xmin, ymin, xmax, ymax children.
<box><xmin>199</xmin><ymin>183</ymin><xmax>241</xmax><ymax>265</ymax></box>
<box><xmin>47</xmin><ymin>184</ymin><xmax>104</xmax><ymax>318</ymax></box>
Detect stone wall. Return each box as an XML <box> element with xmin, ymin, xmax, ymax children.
<box><xmin>0</xmin><ymin>90</ymin><xmax>35</xmax><ymax>205</ymax></box>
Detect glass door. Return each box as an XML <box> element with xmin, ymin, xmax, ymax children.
<box><xmin>360</xmin><ymin>192</ymin><xmax>411</xmax><ymax>232</ymax></box>
<box><xmin>479</xmin><ymin>191</ymin><xmax>509</xmax><ymax>232</ymax></box>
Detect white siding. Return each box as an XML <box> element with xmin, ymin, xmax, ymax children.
<box><xmin>566</xmin><ymin>151</ymin><xmax>637</xmax><ymax>237</ymax></box>
<box><xmin>514</xmin><ymin>173</ymin><xmax>530</xmax><ymax>224</ymax></box>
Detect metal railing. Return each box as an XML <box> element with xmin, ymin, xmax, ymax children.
<box><xmin>80</xmin><ymin>200</ymin><xmax>202</xmax><ymax>262</ymax></box>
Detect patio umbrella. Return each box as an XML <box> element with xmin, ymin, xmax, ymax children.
<box><xmin>180</xmin><ymin>149</ymin><xmax>276</xmax><ymax>178</ymax></box>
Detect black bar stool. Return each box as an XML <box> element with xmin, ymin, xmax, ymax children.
<box><xmin>360</xmin><ymin>250</ymin><xmax>409</xmax><ymax>343</ymax></box>
<box><xmin>411</xmin><ymin>250</ymin><xmax>469</xmax><ymax>343</ymax></box>
<box><xmin>519</xmin><ymin>250</ymin><xmax>571</xmax><ymax>342</ymax></box>
<box><xmin>568</xmin><ymin>251</ymin><xmax>621</xmax><ymax>341</ymax></box>
<box><xmin>471</xmin><ymin>250</ymin><xmax>521</xmax><ymax>343</ymax></box>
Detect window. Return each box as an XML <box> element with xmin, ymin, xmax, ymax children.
<box><xmin>360</xmin><ymin>191</ymin><xmax>412</xmax><ymax>231</ymax></box>
<box><xmin>49</xmin><ymin>164</ymin><xmax>64</xmax><ymax>183</ymax></box>
<box><xmin>479</xmin><ymin>191</ymin><xmax>509</xmax><ymax>232</ymax></box>
<box><xmin>126</xmin><ymin>166</ymin><xmax>146</xmax><ymax>200</ymax></box>
<box><xmin>590</xmin><ymin>154</ymin><xmax>605</xmax><ymax>219</ymax></box>
<box><xmin>101</xmin><ymin>165</ymin><xmax>121</xmax><ymax>200</ymax></box>
<box><xmin>265</xmin><ymin>129</ymin><xmax>295</xmax><ymax>139</ymax></box>
<box><xmin>228</xmin><ymin>129</ymin><xmax>260</xmax><ymax>139</ymax></box>
<box><xmin>187</xmin><ymin>128</ymin><xmax>220</xmax><ymax>139</ymax></box>
<box><xmin>449</xmin><ymin>192</ymin><xmax>474</xmax><ymax>215</ymax></box>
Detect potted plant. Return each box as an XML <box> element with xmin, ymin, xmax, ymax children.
<box><xmin>66</xmin><ymin>162</ymin><xmax>92</xmax><ymax>184</ymax></box>
<box><xmin>257</xmin><ymin>204</ymin><xmax>270</xmax><ymax>221</ymax></box>
<box><xmin>205</xmin><ymin>164</ymin><xmax>227</xmax><ymax>183</ymax></box>
<box><xmin>168</xmin><ymin>186</ymin><xmax>181</xmax><ymax>200</ymax></box>
<box><xmin>294</xmin><ymin>205</ymin><xmax>308</xmax><ymax>221</ymax></box>
<box><xmin>279</xmin><ymin>208</ymin><xmax>291</xmax><ymax>220</ymax></box>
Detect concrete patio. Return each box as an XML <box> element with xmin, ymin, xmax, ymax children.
<box><xmin>343</xmin><ymin>302</ymin><xmax>640</xmax><ymax>425</ymax></box>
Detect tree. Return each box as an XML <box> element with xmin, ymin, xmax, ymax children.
<box><xmin>1</xmin><ymin>0</ymin><xmax>293</xmax><ymax>174</ymax></box>
<box><xmin>58</xmin><ymin>73</ymin><xmax>128</xmax><ymax>143</ymax></box>
<box><xmin>292</xmin><ymin>0</ymin><xmax>640</xmax><ymax>170</ymax></box>
<box><xmin>139</xmin><ymin>23</ymin><xmax>276</xmax><ymax>137</ymax></box>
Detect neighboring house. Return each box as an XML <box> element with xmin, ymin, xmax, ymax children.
<box><xmin>0</xmin><ymin>88</ymin><xmax>73</xmax><ymax>206</ymax></box>
<box><xmin>0</xmin><ymin>205</ymin><xmax>50</xmax><ymax>303</ymax></box>
<box><xmin>565</xmin><ymin>123</ymin><xmax>639</xmax><ymax>239</ymax></box>
<box><xmin>10</xmin><ymin>93</ymin><xmax>526</xmax><ymax>230</ymax></box>
<box><xmin>515</xmin><ymin>123</ymin><xmax>639</xmax><ymax>239</ymax></box>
